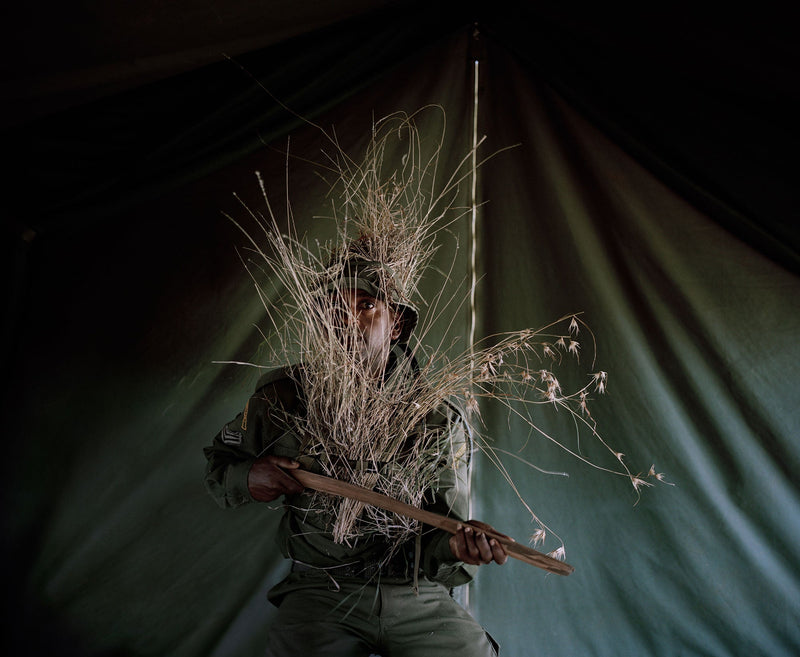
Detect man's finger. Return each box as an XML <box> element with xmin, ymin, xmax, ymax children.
<box><xmin>489</xmin><ymin>538</ymin><xmax>508</xmax><ymax>565</ymax></box>
<box><xmin>265</xmin><ymin>456</ymin><xmax>304</xmax><ymax>493</ymax></box>
<box><xmin>269</xmin><ymin>455</ymin><xmax>301</xmax><ymax>469</ymax></box>
<box><xmin>451</xmin><ymin>528</ymin><xmax>477</xmax><ymax>564</ymax></box>
<box><xmin>473</xmin><ymin>531</ymin><xmax>495</xmax><ymax>563</ymax></box>
<box><xmin>467</xmin><ymin>519</ymin><xmax>513</xmax><ymax>542</ymax></box>
<box><xmin>464</xmin><ymin>527</ymin><xmax>482</xmax><ymax>560</ymax></box>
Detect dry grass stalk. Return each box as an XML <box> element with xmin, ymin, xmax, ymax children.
<box><xmin>225</xmin><ymin>108</ymin><xmax>669</xmax><ymax>554</ymax></box>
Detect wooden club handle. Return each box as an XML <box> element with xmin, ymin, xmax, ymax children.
<box><xmin>291</xmin><ymin>468</ymin><xmax>575</xmax><ymax>576</ymax></box>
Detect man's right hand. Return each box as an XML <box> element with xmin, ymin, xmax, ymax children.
<box><xmin>247</xmin><ymin>455</ymin><xmax>304</xmax><ymax>502</ymax></box>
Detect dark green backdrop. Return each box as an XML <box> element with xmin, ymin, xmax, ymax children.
<box><xmin>4</xmin><ymin>3</ymin><xmax>799</xmax><ymax>656</ymax></box>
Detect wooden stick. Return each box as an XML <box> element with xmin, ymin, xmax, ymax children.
<box><xmin>291</xmin><ymin>468</ymin><xmax>575</xmax><ymax>576</ymax></box>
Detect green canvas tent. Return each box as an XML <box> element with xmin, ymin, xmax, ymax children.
<box><xmin>3</xmin><ymin>3</ymin><xmax>798</xmax><ymax>656</ymax></box>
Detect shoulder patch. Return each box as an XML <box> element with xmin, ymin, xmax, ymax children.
<box><xmin>241</xmin><ymin>400</ymin><xmax>249</xmax><ymax>431</ymax></box>
<box><xmin>453</xmin><ymin>441</ymin><xmax>468</xmax><ymax>465</ymax></box>
<box><xmin>221</xmin><ymin>425</ymin><xmax>243</xmax><ymax>446</ymax></box>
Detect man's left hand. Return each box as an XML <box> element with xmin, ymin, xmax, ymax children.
<box><xmin>449</xmin><ymin>520</ymin><xmax>509</xmax><ymax>566</ymax></box>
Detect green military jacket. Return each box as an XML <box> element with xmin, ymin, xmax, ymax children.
<box><xmin>204</xmin><ymin>348</ymin><xmax>477</xmax><ymax>593</ymax></box>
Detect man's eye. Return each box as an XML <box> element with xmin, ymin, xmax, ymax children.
<box><xmin>358</xmin><ymin>301</ymin><xmax>375</xmax><ymax>310</ymax></box>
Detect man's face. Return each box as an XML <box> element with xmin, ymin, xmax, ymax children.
<box><xmin>334</xmin><ymin>288</ymin><xmax>401</xmax><ymax>375</ymax></box>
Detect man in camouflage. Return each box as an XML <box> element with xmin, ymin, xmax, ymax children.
<box><xmin>204</xmin><ymin>257</ymin><xmax>507</xmax><ymax>656</ymax></box>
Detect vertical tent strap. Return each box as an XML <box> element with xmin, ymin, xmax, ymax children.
<box><xmin>468</xmin><ymin>55</ymin><xmax>479</xmax><ymax>516</ymax></box>
<box><xmin>463</xmin><ymin>24</ymin><xmax>481</xmax><ymax>611</ymax></box>
<box><xmin>469</xmin><ymin>59</ymin><xmax>480</xmax><ymax>367</ymax></box>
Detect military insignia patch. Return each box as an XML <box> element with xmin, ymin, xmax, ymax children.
<box><xmin>221</xmin><ymin>426</ymin><xmax>243</xmax><ymax>445</ymax></box>
<box><xmin>453</xmin><ymin>442</ymin><xmax>467</xmax><ymax>465</ymax></box>
<box><xmin>241</xmin><ymin>400</ymin><xmax>249</xmax><ymax>431</ymax></box>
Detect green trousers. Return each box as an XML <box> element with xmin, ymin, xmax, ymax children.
<box><xmin>265</xmin><ymin>576</ymin><xmax>499</xmax><ymax>656</ymax></box>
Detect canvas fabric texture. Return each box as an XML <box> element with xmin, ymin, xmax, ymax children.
<box><xmin>6</xmin><ymin>10</ymin><xmax>800</xmax><ymax>657</ymax></box>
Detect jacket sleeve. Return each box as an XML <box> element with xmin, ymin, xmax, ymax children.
<box><xmin>203</xmin><ymin>374</ymin><xmax>296</xmax><ymax>509</ymax></box>
<box><xmin>203</xmin><ymin>407</ymin><xmax>257</xmax><ymax>508</ymax></box>
<box><xmin>419</xmin><ymin>405</ymin><xmax>479</xmax><ymax>587</ymax></box>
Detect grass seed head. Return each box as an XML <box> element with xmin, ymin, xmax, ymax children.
<box><xmin>233</xmin><ymin>108</ymin><xmax>669</xmax><ymax>544</ymax></box>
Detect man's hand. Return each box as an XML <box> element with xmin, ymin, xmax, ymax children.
<box><xmin>449</xmin><ymin>520</ymin><xmax>510</xmax><ymax>566</ymax></box>
<box><xmin>247</xmin><ymin>455</ymin><xmax>304</xmax><ymax>502</ymax></box>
